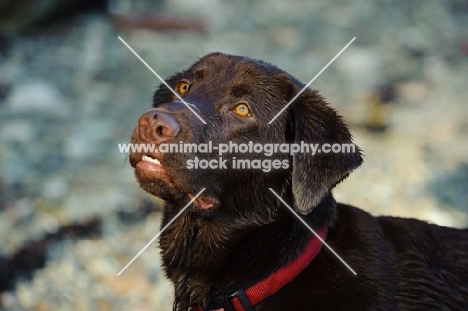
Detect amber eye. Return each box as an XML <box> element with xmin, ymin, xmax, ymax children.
<box><xmin>176</xmin><ymin>82</ymin><xmax>190</xmax><ymax>95</ymax></box>
<box><xmin>234</xmin><ymin>103</ymin><xmax>250</xmax><ymax>117</ymax></box>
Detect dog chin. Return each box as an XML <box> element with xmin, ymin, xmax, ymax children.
<box><xmin>137</xmin><ymin>176</ymin><xmax>217</xmax><ymax>211</ymax></box>
<box><xmin>136</xmin><ymin>178</ymin><xmax>182</xmax><ymax>202</ymax></box>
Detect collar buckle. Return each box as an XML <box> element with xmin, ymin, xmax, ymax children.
<box><xmin>207</xmin><ymin>289</ymin><xmax>254</xmax><ymax>311</ymax></box>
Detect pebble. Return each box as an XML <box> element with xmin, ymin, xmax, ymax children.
<box><xmin>0</xmin><ymin>120</ymin><xmax>34</xmax><ymax>143</ymax></box>
<box><xmin>41</xmin><ymin>177</ymin><xmax>69</xmax><ymax>200</ymax></box>
<box><xmin>335</xmin><ymin>47</ymin><xmax>383</xmax><ymax>87</ymax></box>
<box><xmin>37</xmin><ymin>213</ymin><xmax>59</xmax><ymax>234</ymax></box>
<box><xmin>5</xmin><ymin>82</ymin><xmax>70</xmax><ymax>117</ymax></box>
<box><xmin>16</xmin><ymin>282</ymin><xmax>36</xmax><ymax>309</ymax></box>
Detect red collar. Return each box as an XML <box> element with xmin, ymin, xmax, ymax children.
<box><xmin>188</xmin><ymin>227</ymin><xmax>328</xmax><ymax>311</ymax></box>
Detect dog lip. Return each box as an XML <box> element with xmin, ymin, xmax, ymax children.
<box><xmin>134</xmin><ymin>155</ymin><xmax>170</xmax><ymax>182</ymax></box>
<box><xmin>135</xmin><ymin>160</ymin><xmax>166</xmax><ymax>175</ymax></box>
<box><xmin>136</xmin><ymin>160</ymin><xmax>163</xmax><ymax>172</ymax></box>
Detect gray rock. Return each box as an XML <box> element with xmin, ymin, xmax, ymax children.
<box><xmin>42</xmin><ymin>177</ymin><xmax>69</xmax><ymax>200</ymax></box>
<box><xmin>6</xmin><ymin>82</ymin><xmax>71</xmax><ymax>117</ymax></box>
<box><xmin>0</xmin><ymin>120</ymin><xmax>34</xmax><ymax>143</ymax></box>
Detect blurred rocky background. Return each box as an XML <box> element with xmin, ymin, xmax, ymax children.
<box><xmin>0</xmin><ymin>0</ymin><xmax>467</xmax><ymax>310</ymax></box>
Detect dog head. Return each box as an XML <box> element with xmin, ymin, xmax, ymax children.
<box><xmin>129</xmin><ymin>52</ymin><xmax>362</xmax><ymax>219</ymax></box>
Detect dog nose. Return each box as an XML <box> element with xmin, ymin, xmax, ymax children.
<box><xmin>138</xmin><ymin>109</ymin><xmax>180</xmax><ymax>143</ymax></box>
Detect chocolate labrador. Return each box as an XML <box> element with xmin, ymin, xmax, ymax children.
<box><xmin>129</xmin><ymin>53</ymin><xmax>468</xmax><ymax>310</ymax></box>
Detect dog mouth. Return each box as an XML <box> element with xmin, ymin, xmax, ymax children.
<box><xmin>188</xmin><ymin>193</ymin><xmax>216</xmax><ymax>210</ymax></box>
<box><xmin>135</xmin><ymin>154</ymin><xmax>169</xmax><ymax>178</ymax></box>
<box><xmin>134</xmin><ymin>154</ymin><xmax>217</xmax><ymax>210</ymax></box>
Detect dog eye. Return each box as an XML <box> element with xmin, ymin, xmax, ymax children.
<box><xmin>234</xmin><ymin>103</ymin><xmax>250</xmax><ymax>117</ymax></box>
<box><xmin>176</xmin><ymin>82</ymin><xmax>190</xmax><ymax>95</ymax></box>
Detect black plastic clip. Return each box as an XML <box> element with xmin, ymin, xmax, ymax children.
<box><xmin>207</xmin><ymin>289</ymin><xmax>254</xmax><ymax>311</ymax></box>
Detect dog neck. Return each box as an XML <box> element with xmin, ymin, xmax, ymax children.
<box><xmin>162</xmin><ymin>192</ymin><xmax>337</xmax><ymax>309</ymax></box>
<box><xmin>189</xmin><ymin>227</ymin><xmax>328</xmax><ymax>311</ymax></box>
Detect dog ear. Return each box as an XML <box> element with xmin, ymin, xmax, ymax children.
<box><xmin>289</xmin><ymin>86</ymin><xmax>363</xmax><ymax>215</ymax></box>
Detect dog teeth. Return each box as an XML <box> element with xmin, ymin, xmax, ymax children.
<box><xmin>142</xmin><ymin>155</ymin><xmax>161</xmax><ymax>166</ymax></box>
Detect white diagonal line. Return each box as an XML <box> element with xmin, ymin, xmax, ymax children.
<box><xmin>118</xmin><ymin>36</ymin><xmax>207</xmax><ymax>125</ymax></box>
<box><xmin>268</xmin><ymin>188</ymin><xmax>357</xmax><ymax>276</ymax></box>
<box><xmin>268</xmin><ymin>37</ymin><xmax>356</xmax><ymax>124</ymax></box>
<box><xmin>117</xmin><ymin>188</ymin><xmax>206</xmax><ymax>276</ymax></box>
